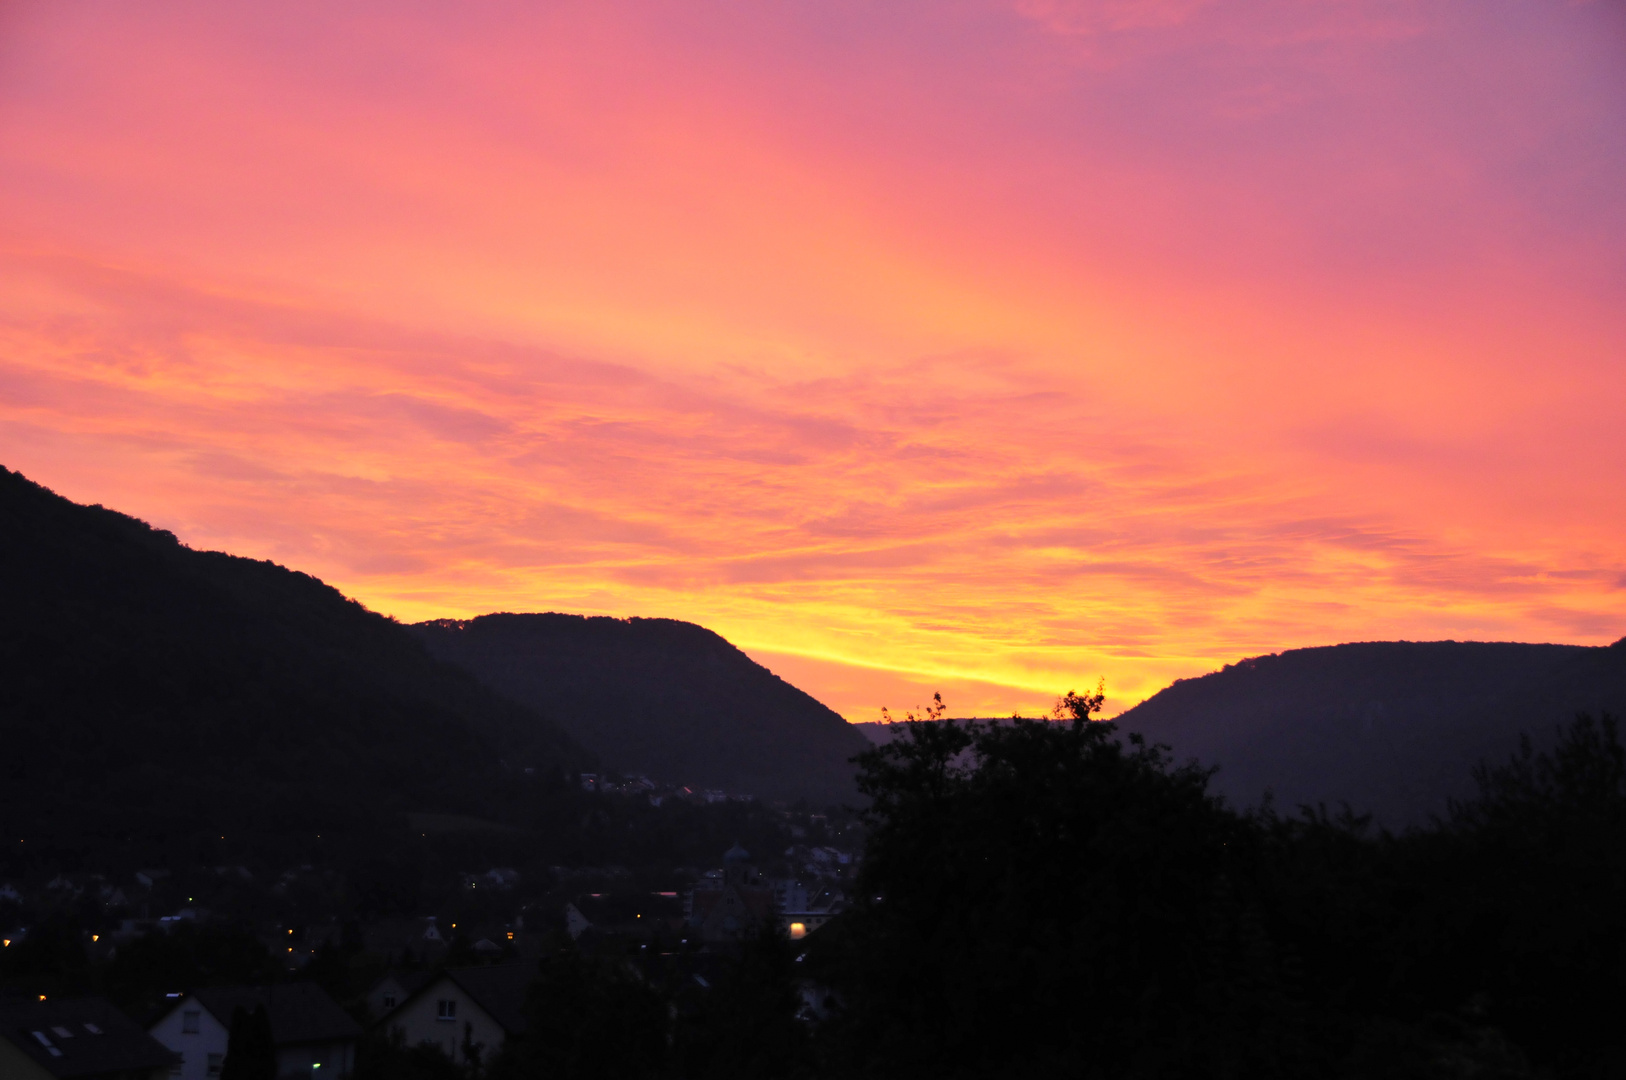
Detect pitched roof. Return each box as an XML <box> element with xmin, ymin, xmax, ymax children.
<box><xmin>0</xmin><ymin>996</ymin><xmax>178</xmax><ymax>1079</ymax></box>
<box><xmin>375</xmin><ymin>970</ymin><xmax>434</xmax><ymax>998</ymax></box>
<box><xmin>445</xmin><ymin>964</ymin><xmax>534</xmax><ymax>1035</ymax></box>
<box><xmin>190</xmin><ymin>983</ymin><xmax>361</xmax><ymax>1047</ymax></box>
<box><xmin>388</xmin><ymin>964</ymin><xmax>533</xmax><ymax>1036</ymax></box>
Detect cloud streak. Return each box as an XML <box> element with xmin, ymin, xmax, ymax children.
<box><xmin>1</xmin><ymin>1</ymin><xmax>1623</xmax><ymax>717</ymax></box>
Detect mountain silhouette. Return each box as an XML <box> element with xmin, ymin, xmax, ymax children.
<box><xmin>1115</xmin><ymin>639</ymin><xmax>1626</xmax><ymax>828</ymax></box>
<box><xmin>0</xmin><ymin>465</ymin><xmax>587</xmax><ymax>858</ymax></box>
<box><xmin>411</xmin><ymin>614</ymin><xmax>871</xmax><ymax>804</ymax></box>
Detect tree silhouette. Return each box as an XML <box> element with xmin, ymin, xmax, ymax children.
<box><xmin>220</xmin><ymin>1004</ymin><xmax>275</xmax><ymax>1080</ymax></box>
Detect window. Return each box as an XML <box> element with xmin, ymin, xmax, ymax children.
<box><xmin>207</xmin><ymin>1052</ymin><xmax>223</xmax><ymax>1077</ymax></box>
<box><xmin>50</xmin><ymin>1025</ymin><xmax>75</xmax><ymax>1039</ymax></box>
<box><xmin>182</xmin><ymin>1010</ymin><xmax>201</xmax><ymax>1034</ymax></box>
<box><xmin>170</xmin><ymin>1054</ymin><xmax>183</xmax><ymax>1078</ymax></box>
<box><xmin>382</xmin><ymin>993</ymin><xmax>396</xmax><ymax>1010</ymax></box>
<box><xmin>437</xmin><ymin>999</ymin><xmax>457</xmax><ymax>1021</ymax></box>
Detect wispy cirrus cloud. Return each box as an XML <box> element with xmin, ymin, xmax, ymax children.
<box><xmin>1</xmin><ymin>1</ymin><xmax>1622</xmax><ymax>717</ymax></box>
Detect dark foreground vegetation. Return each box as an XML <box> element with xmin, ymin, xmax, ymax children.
<box><xmin>494</xmin><ymin>701</ymin><xmax>1620</xmax><ymax>1079</ymax></box>
<box><xmin>16</xmin><ymin>696</ymin><xmax>1614</xmax><ymax>1079</ymax></box>
<box><xmin>439</xmin><ymin>699</ymin><xmax>1626</xmax><ymax>1078</ymax></box>
<box><xmin>805</xmin><ymin>696</ymin><xmax>1626</xmax><ymax>1079</ymax></box>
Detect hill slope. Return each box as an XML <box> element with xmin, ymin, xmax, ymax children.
<box><xmin>1115</xmin><ymin>639</ymin><xmax>1626</xmax><ymax>827</ymax></box>
<box><xmin>0</xmin><ymin>466</ymin><xmax>586</xmax><ymax>861</ymax></box>
<box><xmin>411</xmin><ymin>614</ymin><xmax>872</xmax><ymax>804</ymax></box>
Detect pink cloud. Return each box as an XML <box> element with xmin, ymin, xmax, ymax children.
<box><xmin>0</xmin><ymin>1</ymin><xmax>1622</xmax><ymax>715</ymax></box>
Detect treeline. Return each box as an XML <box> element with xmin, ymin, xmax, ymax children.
<box><xmin>483</xmin><ymin>696</ymin><xmax>1624</xmax><ymax>1079</ymax></box>
<box><xmin>9</xmin><ymin>693</ymin><xmax>1621</xmax><ymax>1077</ymax></box>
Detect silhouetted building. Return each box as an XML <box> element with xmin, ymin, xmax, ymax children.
<box><xmin>0</xmin><ymin>996</ymin><xmax>177</xmax><ymax>1080</ymax></box>
<box><xmin>687</xmin><ymin>845</ymin><xmax>776</xmax><ymax>943</ymax></box>
<box><xmin>149</xmin><ymin>983</ymin><xmax>360</xmax><ymax>1080</ymax></box>
<box><xmin>377</xmin><ymin>963</ymin><xmax>532</xmax><ymax>1070</ymax></box>
<box><xmin>366</xmin><ymin>971</ymin><xmax>433</xmax><ymax>1021</ymax></box>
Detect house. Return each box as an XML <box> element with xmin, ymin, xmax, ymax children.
<box><xmin>148</xmin><ymin>983</ymin><xmax>361</xmax><ymax>1080</ymax></box>
<box><xmin>365</xmin><ymin>971</ymin><xmax>432</xmax><ymax>1021</ymax></box>
<box><xmin>686</xmin><ymin>845</ymin><xmax>776</xmax><ymax>944</ymax></box>
<box><xmin>0</xmin><ymin>996</ymin><xmax>178</xmax><ymax>1080</ymax></box>
<box><xmin>770</xmin><ymin>880</ymin><xmax>846</xmax><ymax>939</ymax></box>
<box><xmin>563</xmin><ymin>903</ymin><xmax>592</xmax><ymax>940</ymax></box>
<box><xmin>378</xmin><ymin>964</ymin><xmax>532</xmax><ymax>1070</ymax></box>
<box><xmin>688</xmin><ymin>880</ymin><xmax>776</xmax><ymax>943</ymax></box>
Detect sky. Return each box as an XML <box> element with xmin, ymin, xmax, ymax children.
<box><xmin>2</xmin><ymin>1</ymin><xmax>1624</xmax><ymax>719</ymax></box>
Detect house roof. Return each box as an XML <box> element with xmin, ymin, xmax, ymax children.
<box><xmin>445</xmin><ymin>965</ymin><xmax>534</xmax><ymax>1035</ymax></box>
<box><xmin>0</xmin><ymin>996</ymin><xmax>178</xmax><ymax>1079</ymax></box>
<box><xmin>188</xmin><ymin>983</ymin><xmax>361</xmax><ymax>1047</ymax></box>
<box><xmin>370</xmin><ymin>970</ymin><xmax>434</xmax><ymax>1019</ymax></box>
<box><xmin>391</xmin><ymin>964</ymin><xmax>534</xmax><ymax>1036</ymax></box>
<box><xmin>375</xmin><ymin>970</ymin><xmax>434</xmax><ymax>998</ymax></box>
<box><xmin>690</xmin><ymin>884</ymin><xmax>776</xmax><ymax>925</ymax></box>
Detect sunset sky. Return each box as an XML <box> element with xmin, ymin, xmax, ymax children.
<box><xmin>2</xmin><ymin>1</ymin><xmax>1623</xmax><ymax>719</ymax></box>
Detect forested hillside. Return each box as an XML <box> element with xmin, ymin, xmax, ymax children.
<box><xmin>0</xmin><ymin>466</ymin><xmax>587</xmax><ymax>872</ymax></box>
<box><xmin>1116</xmin><ymin>639</ymin><xmax>1626</xmax><ymax>826</ymax></box>
<box><xmin>413</xmin><ymin>614</ymin><xmax>871</xmax><ymax>804</ymax></box>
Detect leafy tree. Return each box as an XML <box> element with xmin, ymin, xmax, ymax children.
<box><xmin>816</xmin><ymin>691</ymin><xmax>1306</xmax><ymax>1079</ymax></box>
<box><xmin>1430</xmin><ymin>713</ymin><xmax>1626</xmax><ymax>1076</ymax></box>
<box><xmin>674</xmin><ymin>921</ymin><xmax>810</xmax><ymax>1079</ymax></box>
<box><xmin>490</xmin><ymin>946</ymin><xmax>666</xmax><ymax>1080</ymax></box>
<box><xmin>459</xmin><ymin>1020</ymin><xmax>487</xmax><ymax>1078</ymax></box>
<box><xmin>354</xmin><ymin>1029</ymin><xmax>463</xmax><ymax>1080</ymax></box>
<box><xmin>220</xmin><ymin>1004</ymin><xmax>276</xmax><ymax>1080</ymax></box>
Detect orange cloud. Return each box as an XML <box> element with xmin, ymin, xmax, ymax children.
<box><xmin>1</xmin><ymin>1</ymin><xmax>1623</xmax><ymax>718</ymax></box>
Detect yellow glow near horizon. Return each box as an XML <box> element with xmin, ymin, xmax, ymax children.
<box><xmin>1</xmin><ymin>2</ymin><xmax>1623</xmax><ymax>718</ymax></box>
